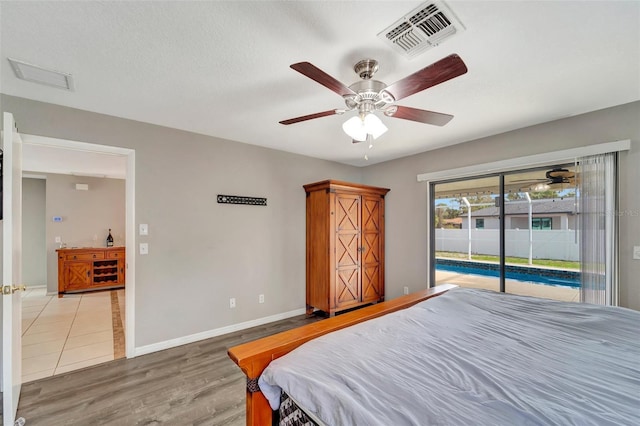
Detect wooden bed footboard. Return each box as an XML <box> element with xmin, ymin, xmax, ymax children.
<box><xmin>227</xmin><ymin>284</ymin><xmax>457</xmax><ymax>425</ymax></box>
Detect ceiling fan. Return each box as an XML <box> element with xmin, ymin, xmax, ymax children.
<box><xmin>512</xmin><ymin>168</ymin><xmax>577</xmax><ymax>190</ymax></box>
<box><xmin>279</xmin><ymin>54</ymin><xmax>468</xmax><ymax>144</ymax></box>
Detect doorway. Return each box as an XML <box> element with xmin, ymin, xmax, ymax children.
<box><xmin>19</xmin><ymin>134</ymin><xmax>135</xmax><ymax>382</ymax></box>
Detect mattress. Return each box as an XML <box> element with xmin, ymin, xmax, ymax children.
<box><xmin>259</xmin><ymin>288</ymin><xmax>640</xmax><ymax>425</ymax></box>
<box><xmin>278</xmin><ymin>391</ymin><xmax>320</xmax><ymax>426</ymax></box>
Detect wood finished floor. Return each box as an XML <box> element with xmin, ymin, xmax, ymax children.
<box><xmin>15</xmin><ymin>314</ymin><xmax>321</xmax><ymax>425</ymax></box>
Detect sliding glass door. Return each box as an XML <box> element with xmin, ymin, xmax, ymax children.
<box><xmin>432</xmin><ymin>175</ymin><xmax>501</xmax><ymax>293</ymax></box>
<box><xmin>431</xmin><ymin>164</ymin><xmax>581</xmax><ymax>302</ymax></box>
<box><xmin>503</xmin><ymin>167</ymin><xmax>580</xmax><ymax>302</ymax></box>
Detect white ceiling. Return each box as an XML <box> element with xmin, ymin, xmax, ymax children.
<box><xmin>1</xmin><ymin>1</ymin><xmax>639</xmax><ymax>169</ymax></box>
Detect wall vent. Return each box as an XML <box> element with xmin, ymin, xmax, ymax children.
<box><xmin>8</xmin><ymin>58</ymin><xmax>75</xmax><ymax>91</ymax></box>
<box><xmin>378</xmin><ymin>1</ymin><xmax>465</xmax><ymax>59</ymax></box>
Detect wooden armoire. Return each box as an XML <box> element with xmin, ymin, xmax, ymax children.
<box><xmin>304</xmin><ymin>180</ymin><xmax>390</xmax><ymax>316</ymax></box>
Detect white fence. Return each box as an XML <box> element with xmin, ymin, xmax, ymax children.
<box><xmin>435</xmin><ymin>229</ymin><xmax>579</xmax><ymax>261</ymax></box>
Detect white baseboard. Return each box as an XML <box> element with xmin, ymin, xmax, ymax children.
<box><xmin>133</xmin><ymin>307</ymin><xmax>307</xmax><ymax>357</ymax></box>
<box><xmin>23</xmin><ymin>284</ymin><xmax>47</xmax><ymax>290</ymax></box>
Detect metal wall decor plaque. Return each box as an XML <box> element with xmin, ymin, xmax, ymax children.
<box><xmin>217</xmin><ymin>194</ymin><xmax>267</xmax><ymax>206</ymax></box>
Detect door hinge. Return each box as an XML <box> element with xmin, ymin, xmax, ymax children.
<box><xmin>2</xmin><ymin>285</ymin><xmax>11</xmax><ymax>295</ymax></box>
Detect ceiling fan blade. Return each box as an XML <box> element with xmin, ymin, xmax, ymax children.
<box><xmin>384</xmin><ymin>106</ymin><xmax>453</xmax><ymax>126</ymax></box>
<box><xmin>279</xmin><ymin>109</ymin><xmax>342</xmax><ymax>125</ymax></box>
<box><xmin>290</xmin><ymin>62</ymin><xmax>356</xmax><ymax>97</ymax></box>
<box><xmin>383</xmin><ymin>54</ymin><xmax>468</xmax><ymax>102</ymax></box>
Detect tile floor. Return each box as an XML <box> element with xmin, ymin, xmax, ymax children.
<box><xmin>21</xmin><ymin>287</ymin><xmax>124</xmax><ymax>383</ymax></box>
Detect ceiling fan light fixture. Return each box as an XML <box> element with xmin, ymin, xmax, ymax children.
<box><xmin>343</xmin><ymin>113</ymin><xmax>388</xmax><ymax>141</ymax></box>
<box><xmin>531</xmin><ymin>183</ymin><xmax>551</xmax><ymax>192</ymax></box>
<box><xmin>364</xmin><ymin>113</ymin><xmax>388</xmax><ymax>139</ymax></box>
<box><xmin>342</xmin><ymin>116</ymin><xmax>367</xmax><ymax>141</ymax></box>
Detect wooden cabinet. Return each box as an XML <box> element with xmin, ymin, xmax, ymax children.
<box><xmin>57</xmin><ymin>247</ymin><xmax>125</xmax><ymax>297</ymax></box>
<box><xmin>304</xmin><ymin>180</ymin><xmax>390</xmax><ymax>316</ymax></box>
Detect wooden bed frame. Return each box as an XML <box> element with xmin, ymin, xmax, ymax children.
<box><xmin>227</xmin><ymin>284</ymin><xmax>457</xmax><ymax>425</ymax></box>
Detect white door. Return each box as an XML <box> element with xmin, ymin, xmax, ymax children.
<box><xmin>2</xmin><ymin>112</ymin><xmax>24</xmax><ymax>426</ymax></box>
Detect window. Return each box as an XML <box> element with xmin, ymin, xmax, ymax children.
<box><xmin>531</xmin><ymin>217</ymin><xmax>552</xmax><ymax>230</ymax></box>
<box><xmin>475</xmin><ymin>218</ymin><xmax>485</xmax><ymax>229</ymax></box>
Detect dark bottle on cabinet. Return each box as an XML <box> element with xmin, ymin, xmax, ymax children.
<box><xmin>106</xmin><ymin>229</ymin><xmax>114</xmax><ymax>247</ymax></box>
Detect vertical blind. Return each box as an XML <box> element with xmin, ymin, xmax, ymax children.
<box><xmin>579</xmin><ymin>152</ymin><xmax>618</xmax><ymax>305</ymax></box>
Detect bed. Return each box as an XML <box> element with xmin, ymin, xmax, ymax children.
<box><xmin>228</xmin><ymin>285</ymin><xmax>640</xmax><ymax>425</ymax></box>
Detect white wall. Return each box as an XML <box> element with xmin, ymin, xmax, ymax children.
<box><xmin>363</xmin><ymin>101</ymin><xmax>640</xmax><ymax>310</ymax></box>
<box><xmin>1</xmin><ymin>94</ymin><xmax>362</xmax><ymax>349</ymax></box>
<box><xmin>3</xmin><ymin>95</ymin><xmax>639</xmax><ymax>359</ymax></box>
<box><xmin>23</xmin><ymin>177</ymin><xmax>46</xmax><ymax>287</ymax></box>
<box><xmin>44</xmin><ymin>173</ymin><xmax>125</xmax><ymax>294</ymax></box>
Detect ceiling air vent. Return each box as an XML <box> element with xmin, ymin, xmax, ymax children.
<box><xmin>8</xmin><ymin>58</ymin><xmax>75</xmax><ymax>91</ymax></box>
<box><xmin>378</xmin><ymin>1</ymin><xmax>465</xmax><ymax>59</ymax></box>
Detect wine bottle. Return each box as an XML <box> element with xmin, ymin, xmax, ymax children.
<box><xmin>106</xmin><ymin>229</ymin><xmax>114</xmax><ymax>247</ymax></box>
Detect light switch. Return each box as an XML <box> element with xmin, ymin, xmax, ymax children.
<box><xmin>139</xmin><ymin>243</ymin><xmax>149</xmax><ymax>255</ymax></box>
<box><xmin>139</xmin><ymin>224</ymin><xmax>149</xmax><ymax>236</ymax></box>
<box><xmin>633</xmin><ymin>246</ymin><xmax>640</xmax><ymax>260</ymax></box>
<box><xmin>55</xmin><ymin>236</ymin><xmax>61</xmax><ymax>243</ymax></box>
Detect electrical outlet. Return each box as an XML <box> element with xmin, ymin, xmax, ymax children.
<box><xmin>403</xmin><ymin>286</ymin><xmax>409</xmax><ymax>295</ymax></box>
<box><xmin>55</xmin><ymin>236</ymin><xmax>61</xmax><ymax>243</ymax></box>
<box><xmin>229</xmin><ymin>298</ymin><xmax>236</xmax><ymax>308</ymax></box>
<box><xmin>259</xmin><ymin>294</ymin><xmax>265</xmax><ymax>304</ymax></box>
<box><xmin>633</xmin><ymin>246</ymin><xmax>640</xmax><ymax>260</ymax></box>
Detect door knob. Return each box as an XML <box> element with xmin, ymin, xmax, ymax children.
<box><xmin>2</xmin><ymin>284</ymin><xmax>27</xmax><ymax>295</ymax></box>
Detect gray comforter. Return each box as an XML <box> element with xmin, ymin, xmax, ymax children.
<box><xmin>258</xmin><ymin>288</ymin><xmax>640</xmax><ymax>425</ymax></box>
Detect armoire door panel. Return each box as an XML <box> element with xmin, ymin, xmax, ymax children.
<box><xmin>336</xmin><ymin>267</ymin><xmax>360</xmax><ymax>307</ymax></box>
<box><xmin>336</xmin><ymin>193</ymin><xmax>361</xmax><ymax>269</ymax></box>
<box><xmin>362</xmin><ymin>265</ymin><xmax>382</xmax><ymax>302</ymax></box>
<box><xmin>363</xmin><ymin>198</ymin><xmax>381</xmax><ymax>232</ymax></box>
<box><xmin>363</xmin><ymin>233</ymin><xmax>380</xmax><ymax>264</ymax></box>
<box><xmin>336</xmin><ymin>195</ymin><xmax>360</xmax><ymax>231</ymax></box>
<box><xmin>337</xmin><ymin>234</ymin><xmax>359</xmax><ymax>267</ymax></box>
<box><xmin>362</xmin><ymin>195</ymin><xmax>383</xmax><ymax>304</ymax></box>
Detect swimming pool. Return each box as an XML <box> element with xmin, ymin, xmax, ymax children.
<box><xmin>436</xmin><ymin>258</ymin><xmax>580</xmax><ymax>288</ymax></box>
